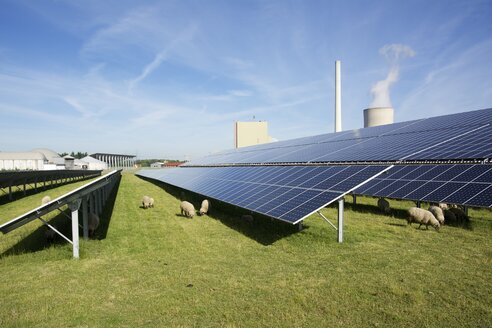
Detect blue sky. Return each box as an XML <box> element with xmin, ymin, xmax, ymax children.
<box><xmin>0</xmin><ymin>0</ymin><xmax>491</xmax><ymax>159</ymax></box>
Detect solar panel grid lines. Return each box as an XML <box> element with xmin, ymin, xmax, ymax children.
<box><xmin>282</xmin><ymin>165</ymin><xmax>395</xmax><ymax>224</ymax></box>
<box><xmin>353</xmin><ymin>164</ymin><xmax>492</xmax><ymax>207</ymax></box>
<box><xmin>136</xmin><ymin>164</ymin><xmax>393</xmax><ymax>224</ymax></box>
<box><xmin>401</xmin><ymin>124</ymin><xmax>490</xmax><ymax>161</ymax></box>
<box><xmin>465</xmin><ymin>185</ymin><xmax>492</xmax><ymax>207</ymax></box>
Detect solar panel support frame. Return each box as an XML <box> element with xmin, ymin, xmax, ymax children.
<box><xmin>315</xmin><ymin>198</ymin><xmax>344</xmax><ymax>243</ymax></box>
<box><xmin>317</xmin><ymin>211</ymin><xmax>338</xmax><ymax>231</ymax></box>
<box><xmin>69</xmin><ymin>199</ymin><xmax>82</xmax><ymax>259</ymax></box>
<box><xmin>338</xmin><ymin>198</ymin><xmax>344</xmax><ymax>243</ymax></box>
<box><xmin>0</xmin><ymin>170</ymin><xmax>122</xmax><ymax>259</ymax></box>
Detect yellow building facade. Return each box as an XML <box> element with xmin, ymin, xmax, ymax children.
<box><xmin>234</xmin><ymin>121</ymin><xmax>273</xmax><ymax>148</ymax></box>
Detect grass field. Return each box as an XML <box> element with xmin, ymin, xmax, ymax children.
<box><xmin>0</xmin><ymin>172</ymin><xmax>491</xmax><ymax>327</ymax></box>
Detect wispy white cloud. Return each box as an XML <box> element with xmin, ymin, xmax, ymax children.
<box><xmin>399</xmin><ymin>37</ymin><xmax>492</xmax><ymax>119</ymax></box>
<box><xmin>127</xmin><ymin>24</ymin><xmax>198</xmax><ymax>93</ymax></box>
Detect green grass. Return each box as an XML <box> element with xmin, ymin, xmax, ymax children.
<box><xmin>0</xmin><ymin>172</ymin><xmax>491</xmax><ymax>327</ymax></box>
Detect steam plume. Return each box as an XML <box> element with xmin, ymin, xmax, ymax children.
<box><xmin>370</xmin><ymin>44</ymin><xmax>415</xmax><ymax>108</ymax></box>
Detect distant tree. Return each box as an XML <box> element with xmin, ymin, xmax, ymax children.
<box><xmin>59</xmin><ymin>151</ymin><xmax>88</xmax><ymax>159</ymax></box>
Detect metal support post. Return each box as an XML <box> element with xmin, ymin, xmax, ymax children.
<box><xmin>352</xmin><ymin>194</ymin><xmax>357</xmax><ymax>205</ymax></box>
<box><xmin>297</xmin><ymin>222</ymin><xmax>303</xmax><ymax>231</ymax></box>
<box><xmin>416</xmin><ymin>201</ymin><xmax>421</xmax><ymax>208</ymax></box>
<box><xmin>338</xmin><ymin>198</ymin><xmax>344</xmax><ymax>243</ymax></box>
<box><xmin>82</xmin><ymin>196</ymin><xmax>89</xmax><ymax>240</ymax></box>
<box><xmin>69</xmin><ymin>199</ymin><xmax>82</xmax><ymax>259</ymax></box>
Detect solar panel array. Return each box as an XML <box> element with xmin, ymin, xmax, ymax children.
<box><xmin>138</xmin><ymin>108</ymin><xmax>492</xmax><ymax>224</ymax></box>
<box><xmin>185</xmin><ymin>108</ymin><xmax>492</xmax><ymax>166</ymax></box>
<box><xmin>355</xmin><ymin>164</ymin><xmax>492</xmax><ymax>207</ymax></box>
<box><xmin>137</xmin><ymin>165</ymin><xmax>390</xmax><ymax>224</ymax></box>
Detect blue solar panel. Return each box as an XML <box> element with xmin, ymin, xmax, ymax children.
<box><xmin>186</xmin><ymin>108</ymin><xmax>492</xmax><ymax>166</ymax></box>
<box><xmin>137</xmin><ymin>165</ymin><xmax>389</xmax><ymax>224</ymax></box>
<box><xmin>138</xmin><ymin>108</ymin><xmax>492</xmax><ymax>229</ymax></box>
<box><xmin>354</xmin><ymin>164</ymin><xmax>492</xmax><ymax>207</ymax></box>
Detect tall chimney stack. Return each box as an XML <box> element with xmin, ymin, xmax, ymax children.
<box><xmin>335</xmin><ymin>60</ymin><xmax>342</xmax><ymax>132</ymax></box>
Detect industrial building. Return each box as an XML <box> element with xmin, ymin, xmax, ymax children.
<box><xmin>234</xmin><ymin>121</ymin><xmax>273</xmax><ymax>148</ymax></box>
<box><xmin>0</xmin><ymin>148</ymin><xmax>113</xmax><ymax>171</ymax></box>
<box><xmin>90</xmin><ymin>153</ymin><xmax>136</xmax><ymax>170</ymax></box>
<box><xmin>0</xmin><ymin>148</ymin><xmax>66</xmax><ymax>171</ymax></box>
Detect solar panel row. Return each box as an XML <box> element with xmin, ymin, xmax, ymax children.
<box><xmin>186</xmin><ymin>108</ymin><xmax>492</xmax><ymax>166</ymax></box>
<box><xmin>137</xmin><ymin>165</ymin><xmax>390</xmax><ymax>224</ymax></box>
<box><xmin>138</xmin><ymin>108</ymin><xmax>492</xmax><ymax>226</ymax></box>
<box><xmin>355</xmin><ymin>164</ymin><xmax>492</xmax><ymax>207</ymax></box>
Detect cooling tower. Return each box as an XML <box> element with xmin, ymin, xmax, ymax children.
<box><xmin>364</xmin><ymin>107</ymin><xmax>394</xmax><ymax>128</ymax></box>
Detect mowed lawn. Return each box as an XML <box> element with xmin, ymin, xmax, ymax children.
<box><xmin>0</xmin><ymin>172</ymin><xmax>491</xmax><ymax>327</ymax></box>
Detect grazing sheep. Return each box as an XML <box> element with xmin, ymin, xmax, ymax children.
<box><xmin>438</xmin><ymin>203</ymin><xmax>449</xmax><ymax>210</ymax></box>
<box><xmin>45</xmin><ymin>226</ymin><xmax>56</xmax><ymax>243</ymax></box>
<box><xmin>199</xmin><ymin>199</ymin><xmax>210</xmax><ymax>216</ymax></box>
<box><xmin>88</xmin><ymin>213</ymin><xmax>100</xmax><ymax>237</ymax></box>
<box><xmin>377</xmin><ymin>198</ymin><xmax>390</xmax><ymax>214</ymax></box>
<box><xmin>449</xmin><ymin>207</ymin><xmax>468</xmax><ymax>223</ymax></box>
<box><xmin>443</xmin><ymin>209</ymin><xmax>457</xmax><ymax>224</ymax></box>
<box><xmin>241</xmin><ymin>214</ymin><xmax>254</xmax><ymax>223</ymax></box>
<box><xmin>180</xmin><ymin>201</ymin><xmax>195</xmax><ymax>218</ymax></box>
<box><xmin>142</xmin><ymin>195</ymin><xmax>152</xmax><ymax>209</ymax></box>
<box><xmin>149</xmin><ymin>197</ymin><xmax>155</xmax><ymax>208</ymax></box>
<box><xmin>428</xmin><ymin>206</ymin><xmax>445</xmax><ymax>225</ymax></box>
<box><xmin>407</xmin><ymin>207</ymin><xmax>440</xmax><ymax>231</ymax></box>
<box><xmin>41</xmin><ymin>195</ymin><xmax>51</xmax><ymax>205</ymax></box>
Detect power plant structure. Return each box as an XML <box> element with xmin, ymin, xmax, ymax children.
<box><xmin>363</xmin><ymin>107</ymin><xmax>394</xmax><ymax>128</ymax></box>
<box><xmin>335</xmin><ymin>60</ymin><xmax>342</xmax><ymax>132</ymax></box>
<box><xmin>234</xmin><ymin>121</ymin><xmax>273</xmax><ymax>148</ymax></box>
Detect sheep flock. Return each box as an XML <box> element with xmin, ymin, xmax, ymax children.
<box><xmin>376</xmin><ymin>198</ymin><xmax>471</xmax><ymax>232</ymax></box>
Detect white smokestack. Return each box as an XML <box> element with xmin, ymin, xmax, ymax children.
<box><xmin>370</xmin><ymin>44</ymin><xmax>415</xmax><ymax>108</ymax></box>
<box><xmin>335</xmin><ymin>60</ymin><xmax>341</xmax><ymax>132</ymax></box>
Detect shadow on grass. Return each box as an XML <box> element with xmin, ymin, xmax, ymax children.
<box><xmin>0</xmin><ymin>178</ymin><xmax>121</xmax><ymax>257</ymax></box>
<box><xmin>95</xmin><ymin>178</ymin><xmax>120</xmax><ymax>240</ymax></box>
<box><xmin>0</xmin><ymin>209</ymin><xmax>73</xmax><ymax>257</ymax></box>
<box><xmin>137</xmin><ymin>176</ymin><xmax>299</xmax><ymax>245</ymax></box>
<box><xmin>347</xmin><ymin>198</ymin><xmax>474</xmax><ymax>230</ymax></box>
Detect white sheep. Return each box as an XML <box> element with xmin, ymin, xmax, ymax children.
<box><xmin>377</xmin><ymin>198</ymin><xmax>390</xmax><ymax>214</ymax></box>
<box><xmin>88</xmin><ymin>213</ymin><xmax>100</xmax><ymax>237</ymax></box>
<box><xmin>149</xmin><ymin>197</ymin><xmax>155</xmax><ymax>208</ymax></box>
<box><xmin>407</xmin><ymin>207</ymin><xmax>440</xmax><ymax>231</ymax></box>
<box><xmin>142</xmin><ymin>195</ymin><xmax>152</xmax><ymax>209</ymax></box>
<box><xmin>438</xmin><ymin>203</ymin><xmax>449</xmax><ymax>210</ymax></box>
<box><xmin>199</xmin><ymin>199</ymin><xmax>210</xmax><ymax>216</ymax></box>
<box><xmin>180</xmin><ymin>201</ymin><xmax>195</xmax><ymax>218</ymax></box>
<box><xmin>428</xmin><ymin>205</ymin><xmax>445</xmax><ymax>225</ymax></box>
<box><xmin>41</xmin><ymin>195</ymin><xmax>51</xmax><ymax>205</ymax></box>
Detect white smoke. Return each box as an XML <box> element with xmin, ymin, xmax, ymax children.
<box><xmin>370</xmin><ymin>44</ymin><xmax>415</xmax><ymax>108</ymax></box>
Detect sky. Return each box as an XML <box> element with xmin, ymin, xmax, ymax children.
<box><xmin>0</xmin><ymin>0</ymin><xmax>491</xmax><ymax>160</ymax></box>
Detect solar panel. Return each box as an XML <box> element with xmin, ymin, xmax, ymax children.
<box><xmin>137</xmin><ymin>108</ymin><xmax>492</xmax><ymax>230</ymax></box>
<box><xmin>354</xmin><ymin>164</ymin><xmax>492</xmax><ymax>207</ymax></box>
<box><xmin>137</xmin><ymin>165</ymin><xmax>390</xmax><ymax>224</ymax></box>
<box><xmin>186</xmin><ymin>108</ymin><xmax>492</xmax><ymax>166</ymax></box>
